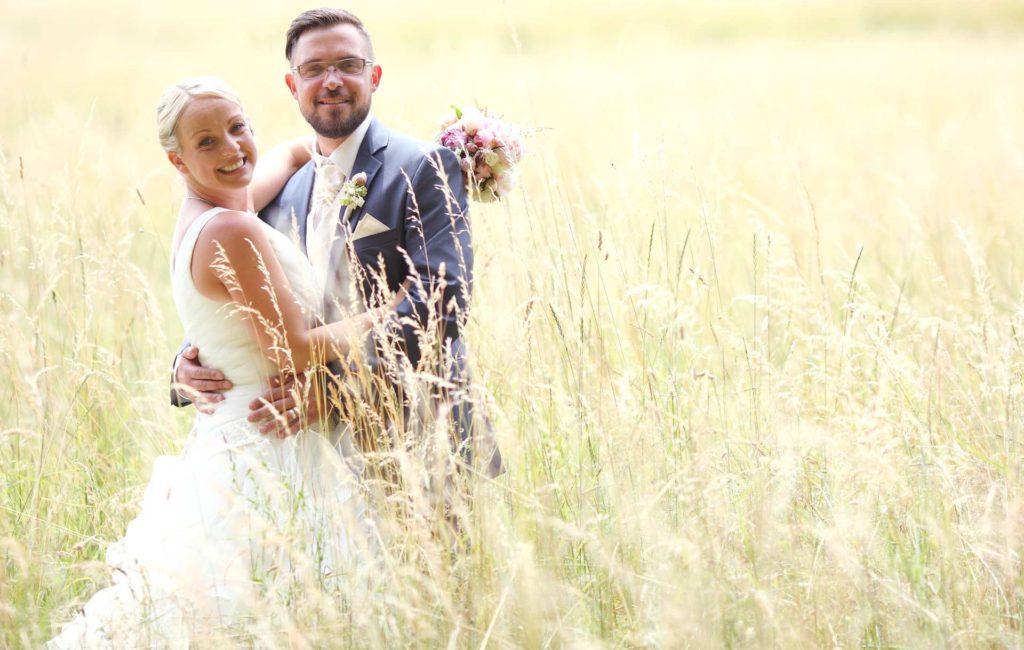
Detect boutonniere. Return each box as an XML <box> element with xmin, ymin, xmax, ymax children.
<box><xmin>339</xmin><ymin>171</ymin><xmax>368</xmax><ymax>208</ymax></box>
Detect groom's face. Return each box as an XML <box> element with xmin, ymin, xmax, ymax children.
<box><xmin>285</xmin><ymin>23</ymin><xmax>381</xmax><ymax>141</ymax></box>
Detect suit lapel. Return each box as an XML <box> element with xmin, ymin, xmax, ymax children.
<box><xmin>344</xmin><ymin>118</ymin><xmax>388</xmax><ymax>229</ymax></box>
<box><xmin>326</xmin><ymin>120</ymin><xmax>389</xmax><ymax>276</ymax></box>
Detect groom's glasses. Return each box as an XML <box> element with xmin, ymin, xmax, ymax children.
<box><xmin>292</xmin><ymin>58</ymin><xmax>374</xmax><ymax>80</ymax></box>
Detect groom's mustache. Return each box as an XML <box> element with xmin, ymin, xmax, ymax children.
<box><xmin>317</xmin><ymin>90</ymin><xmax>351</xmax><ymax>103</ymax></box>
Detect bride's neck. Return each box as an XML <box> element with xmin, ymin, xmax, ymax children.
<box><xmin>184</xmin><ymin>184</ymin><xmax>249</xmax><ymax>212</ymax></box>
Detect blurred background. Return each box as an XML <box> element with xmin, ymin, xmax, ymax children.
<box><xmin>4</xmin><ymin>1</ymin><xmax>1024</xmax><ymax>647</ymax></box>
<box><xmin>4</xmin><ymin>0</ymin><xmax>1024</xmax><ymax>310</ymax></box>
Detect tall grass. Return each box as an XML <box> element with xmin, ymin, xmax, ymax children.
<box><xmin>3</xmin><ymin>0</ymin><xmax>1024</xmax><ymax>646</ymax></box>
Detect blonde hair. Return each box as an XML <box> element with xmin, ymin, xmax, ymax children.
<box><xmin>156</xmin><ymin>76</ymin><xmax>244</xmax><ymax>153</ymax></box>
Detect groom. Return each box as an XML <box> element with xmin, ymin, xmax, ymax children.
<box><xmin>173</xmin><ymin>7</ymin><xmax>502</xmax><ymax>477</ymax></box>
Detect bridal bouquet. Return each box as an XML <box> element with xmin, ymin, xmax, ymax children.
<box><xmin>437</xmin><ymin>106</ymin><xmax>523</xmax><ymax>202</ymax></box>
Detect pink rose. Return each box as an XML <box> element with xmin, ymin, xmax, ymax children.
<box><xmin>351</xmin><ymin>171</ymin><xmax>368</xmax><ymax>186</ymax></box>
<box><xmin>475</xmin><ymin>163</ymin><xmax>492</xmax><ymax>179</ymax></box>
<box><xmin>474</xmin><ymin>129</ymin><xmax>496</xmax><ymax>148</ymax></box>
<box><xmin>440</xmin><ymin>127</ymin><xmax>467</xmax><ymax>150</ymax></box>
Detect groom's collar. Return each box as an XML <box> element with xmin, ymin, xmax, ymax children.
<box><xmin>315</xmin><ymin>113</ymin><xmax>373</xmax><ymax>179</ymax></box>
<box><xmin>361</xmin><ymin>117</ymin><xmax>389</xmax><ymax>156</ymax></box>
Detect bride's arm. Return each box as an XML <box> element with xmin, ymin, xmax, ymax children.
<box><xmin>249</xmin><ymin>136</ymin><xmax>315</xmax><ymax>213</ymax></box>
<box><xmin>194</xmin><ymin>212</ymin><xmax>393</xmax><ymax>374</ymax></box>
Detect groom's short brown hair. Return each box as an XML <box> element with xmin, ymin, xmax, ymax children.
<box><xmin>285</xmin><ymin>8</ymin><xmax>374</xmax><ymax>62</ymax></box>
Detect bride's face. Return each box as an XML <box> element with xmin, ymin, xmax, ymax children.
<box><xmin>169</xmin><ymin>97</ymin><xmax>256</xmax><ymax>193</ymax></box>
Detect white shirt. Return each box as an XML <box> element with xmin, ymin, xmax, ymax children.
<box><xmin>307</xmin><ymin>114</ymin><xmax>374</xmax><ymax>463</ymax></box>
<box><xmin>307</xmin><ymin>112</ymin><xmax>373</xmax><ymax>319</ymax></box>
<box><xmin>310</xmin><ymin>112</ymin><xmax>372</xmax><ymax>195</ymax></box>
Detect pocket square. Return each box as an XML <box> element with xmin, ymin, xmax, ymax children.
<box><xmin>350</xmin><ymin>214</ymin><xmax>391</xmax><ymax>241</ymax></box>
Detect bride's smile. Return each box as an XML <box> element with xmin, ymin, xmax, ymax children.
<box><xmin>167</xmin><ymin>96</ymin><xmax>257</xmax><ymax>200</ymax></box>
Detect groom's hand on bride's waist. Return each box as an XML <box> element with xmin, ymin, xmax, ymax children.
<box><xmin>173</xmin><ymin>345</ymin><xmax>233</xmax><ymax>414</ymax></box>
<box><xmin>248</xmin><ymin>373</ymin><xmax>325</xmax><ymax>439</ymax></box>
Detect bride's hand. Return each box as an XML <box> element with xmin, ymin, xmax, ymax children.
<box><xmin>248</xmin><ymin>371</ymin><xmax>325</xmax><ymax>438</ymax></box>
<box><xmin>250</xmin><ymin>135</ymin><xmax>317</xmax><ymax>213</ymax></box>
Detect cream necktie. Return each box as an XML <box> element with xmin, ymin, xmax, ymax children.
<box><xmin>308</xmin><ymin>158</ymin><xmax>356</xmax><ymax>321</ymax></box>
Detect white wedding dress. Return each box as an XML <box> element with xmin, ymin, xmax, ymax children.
<box><xmin>49</xmin><ymin>208</ymin><xmax>374</xmax><ymax>648</ymax></box>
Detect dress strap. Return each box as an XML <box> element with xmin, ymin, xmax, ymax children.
<box><xmin>171</xmin><ymin>207</ymin><xmax>231</xmax><ymax>280</ymax></box>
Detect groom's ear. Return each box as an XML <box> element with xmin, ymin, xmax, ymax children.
<box><xmin>370</xmin><ymin>64</ymin><xmax>382</xmax><ymax>91</ymax></box>
<box><xmin>285</xmin><ymin>72</ymin><xmax>298</xmax><ymax>99</ymax></box>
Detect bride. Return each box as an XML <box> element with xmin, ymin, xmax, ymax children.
<box><xmin>49</xmin><ymin>77</ymin><xmax>391</xmax><ymax>647</ymax></box>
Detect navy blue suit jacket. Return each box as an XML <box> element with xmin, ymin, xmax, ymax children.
<box><xmin>259</xmin><ymin>118</ymin><xmax>502</xmax><ymax>476</ymax></box>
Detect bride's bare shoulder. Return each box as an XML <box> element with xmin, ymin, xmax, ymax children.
<box><xmin>198</xmin><ymin>210</ymin><xmax>269</xmax><ymax>250</ymax></box>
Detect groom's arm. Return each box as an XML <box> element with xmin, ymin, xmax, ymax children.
<box><xmin>171</xmin><ymin>344</ymin><xmax>232</xmax><ymax>412</ymax></box>
<box><xmin>170</xmin><ymin>340</ymin><xmax>192</xmax><ymax>407</ymax></box>
<box><xmin>390</xmin><ymin>147</ymin><xmax>502</xmax><ymax>476</ymax></box>
<box><xmin>393</xmin><ymin>146</ymin><xmax>472</xmax><ymax>363</ymax></box>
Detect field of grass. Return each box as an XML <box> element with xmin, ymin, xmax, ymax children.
<box><xmin>3</xmin><ymin>0</ymin><xmax>1024</xmax><ymax>646</ymax></box>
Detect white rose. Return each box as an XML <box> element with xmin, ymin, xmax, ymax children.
<box><xmin>460</xmin><ymin>110</ymin><xmax>484</xmax><ymax>136</ymax></box>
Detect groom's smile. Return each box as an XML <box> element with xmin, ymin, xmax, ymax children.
<box><xmin>317</xmin><ymin>92</ymin><xmax>351</xmax><ymax>107</ymax></box>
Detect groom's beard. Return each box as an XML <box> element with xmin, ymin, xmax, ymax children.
<box><xmin>305</xmin><ymin>89</ymin><xmax>370</xmax><ymax>139</ymax></box>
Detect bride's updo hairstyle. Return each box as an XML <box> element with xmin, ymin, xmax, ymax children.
<box><xmin>157</xmin><ymin>76</ymin><xmax>244</xmax><ymax>154</ymax></box>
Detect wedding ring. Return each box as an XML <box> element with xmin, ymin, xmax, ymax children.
<box><xmin>288</xmin><ymin>407</ymin><xmax>298</xmax><ymax>421</ymax></box>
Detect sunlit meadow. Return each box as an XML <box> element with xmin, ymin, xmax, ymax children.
<box><xmin>3</xmin><ymin>0</ymin><xmax>1024</xmax><ymax>647</ymax></box>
